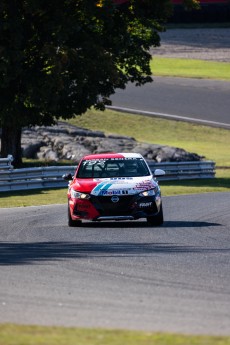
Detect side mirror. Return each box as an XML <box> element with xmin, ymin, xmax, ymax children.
<box><xmin>62</xmin><ymin>173</ymin><xmax>73</xmax><ymax>181</ymax></box>
<box><xmin>154</xmin><ymin>169</ymin><xmax>165</xmax><ymax>177</ymax></box>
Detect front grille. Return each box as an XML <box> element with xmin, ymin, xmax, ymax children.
<box><xmin>91</xmin><ymin>195</ymin><xmax>135</xmax><ymax>216</ymax></box>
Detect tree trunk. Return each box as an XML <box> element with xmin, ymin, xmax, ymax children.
<box><xmin>1</xmin><ymin>125</ymin><xmax>22</xmax><ymax>167</ymax></box>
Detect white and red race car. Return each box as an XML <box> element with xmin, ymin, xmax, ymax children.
<box><xmin>63</xmin><ymin>152</ymin><xmax>165</xmax><ymax>226</ymax></box>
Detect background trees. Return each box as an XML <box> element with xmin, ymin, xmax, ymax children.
<box><xmin>0</xmin><ymin>0</ymin><xmax>191</xmax><ymax>166</ymax></box>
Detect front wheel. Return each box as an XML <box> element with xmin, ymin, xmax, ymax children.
<box><xmin>68</xmin><ymin>206</ymin><xmax>82</xmax><ymax>227</ymax></box>
<box><xmin>147</xmin><ymin>204</ymin><xmax>164</xmax><ymax>226</ymax></box>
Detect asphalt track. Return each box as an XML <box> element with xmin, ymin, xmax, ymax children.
<box><xmin>109</xmin><ymin>77</ymin><xmax>230</xmax><ymax>129</ymax></box>
<box><xmin>0</xmin><ymin>192</ymin><xmax>230</xmax><ymax>335</ymax></box>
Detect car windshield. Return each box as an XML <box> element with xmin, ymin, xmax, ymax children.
<box><xmin>77</xmin><ymin>158</ymin><xmax>150</xmax><ymax>178</ymax></box>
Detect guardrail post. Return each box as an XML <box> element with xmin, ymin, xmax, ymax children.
<box><xmin>0</xmin><ymin>155</ymin><xmax>14</xmax><ymax>171</ymax></box>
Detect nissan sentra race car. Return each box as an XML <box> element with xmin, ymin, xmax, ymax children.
<box><xmin>63</xmin><ymin>153</ymin><xmax>165</xmax><ymax>226</ymax></box>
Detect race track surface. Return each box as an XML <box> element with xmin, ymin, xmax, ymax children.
<box><xmin>0</xmin><ymin>192</ymin><xmax>230</xmax><ymax>335</ymax></box>
<box><xmin>110</xmin><ymin>28</ymin><xmax>230</xmax><ymax>129</ymax></box>
<box><xmin>110</xmin><ymin>77</ymin><xmax>230</xmax><ymax>128</ymax></box>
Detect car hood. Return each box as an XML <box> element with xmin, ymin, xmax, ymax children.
<box><xmin>73</xmin><ymin>176</ymin><xmax>157</xmax><ymax>196</ymax></box>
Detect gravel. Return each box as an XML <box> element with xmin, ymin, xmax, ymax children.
<box><xmin>152</xmin><ymin>28</ymin><xmax>230</xmax><ymax>62</ymax></box>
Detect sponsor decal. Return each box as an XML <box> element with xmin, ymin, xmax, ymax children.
<box><xmin>110</xmin><ymin>177</ymin><xmax>133</xmax><ymax>181</ymax></box>
<box><xmin>135</xmin><ymin>179</ymin><xmax>155</xmax><ymax>190</ymax></box>
<box><xmin>91</xmin><ymin>177</ymin><xmax>155</xmax><ymax>196</ymax></box>
<box><xmin>98</xmin><ymin>189</ymin><xmax>129</xmax><ymax>196</ymax></box>
<box><xmin>77</xmin><ymin>204</ymin><xmax>90</xmax><ymax>210</ymax></box>
<box><xmin>92</xmin><ymin>182</ymin><xmax>112</xmax><ymax>195</ymax></box>
<box><xmin>99</xmin><ymin>190</ymin><xmax>121</xmax><ymax>196</ymax></box>
<box><xmin>139</xmin><ymin>202</ymin><xmax>152</xmax><ymax>208</ymax></box>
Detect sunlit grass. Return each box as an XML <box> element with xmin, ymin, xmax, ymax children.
<box><xmin>0</xmin><ymin>324</ymin><xmax>230</xmax><ymax>345</ymax></box>
<box><xmin>68</xmin><ymin>109</ymin><xmax>230</xmax><ymax>167</ymax></box>
<box><xmin>0</xmin><ymin>188</ymin><xmax>67</xmax><ymax>208</ymax></box>
<box><xmin>161</xmin><ymin>169</ymin><xmax>230</xmax><ymax>196</ymax></box>
<box><xmin>150</xmin><ymin>57</ymin><xmax>230</xmax><ymax>81</ymax></box>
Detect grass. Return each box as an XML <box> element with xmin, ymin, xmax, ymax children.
<box><xmin>68</xmin><ymin>109</ymin><xmax>230</xmax><ymax>167</ymax></box>
<box><xmin>0</xmin><ymin>187</ymin><xmax>67</xmax><ymax>208</ymax></box>
<box><xmin>161</xmin><ymin>169</ymin><xmax>230</xmax><ymax>196</ymax></box>
<box><xmin>150</xmin><ymin>57</ymin><xmax>230</xmax><ymax>81</ymax></box>
<box><xmin>0</xmin><ymin>324</ymin><xmax>230</xmax><ymax>345</ymax></box>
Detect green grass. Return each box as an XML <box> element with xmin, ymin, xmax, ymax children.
<box><xmin>0</xmin><ymin>324</ymin><xmax>230</xmax><ymax>345</ymax></box>
<box><xmin>69</xmin><ymin>109</ymin><xmax>230</xmax><ymax>167</ymax></box>
<box><xmin>161</xmin><ymin>169</ymin><xmax>230</xmax><ymax>196</ymax></box>
<box><xmin>0</xmin><ymin>187</ymin><xmax>67</xmax><ymax>208</ymax></box>
<box><xmin>150</xmin><ymin>57</ymin><xmax>230</xmax><ymax>81</ymax></box>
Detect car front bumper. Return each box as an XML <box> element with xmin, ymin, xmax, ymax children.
<box><xmin>70</xmin><ymin>193</ymin><xmax>162</xmax><ymax>221</ymax></box>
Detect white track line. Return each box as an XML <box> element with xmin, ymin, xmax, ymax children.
<box><xmin>107</xmin><ymin>106</ymin><xmax>230</xmax><ymax>130</ymax></box>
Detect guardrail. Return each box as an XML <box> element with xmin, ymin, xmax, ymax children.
<box><xmin>147</xmin><ymin>161</ymin><xmax>216</xmax><ymax>181</ymax></box>
<box><xmin>0</xmin><ymin>166</ymin><xmax>76</xmax><ymax>192</ymax></box>
<box><xmin>0</xmin><ymin>155</ymin><xmax>14</xmax><ymax>171</ymax></box>
<box><xmin>0</xmin><ymin>158</ymin><xmax>215</xmax><ymax>192</ymax></box>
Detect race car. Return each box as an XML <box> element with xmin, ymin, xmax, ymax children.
<box><xmin>63</xmin><ymin>152</ymin><xmax>165</xmax><ymax>226</ymax></box>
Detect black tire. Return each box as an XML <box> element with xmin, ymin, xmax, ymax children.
<box><xmin>147</xmin><ymin>204</ymin><xmax>164</xmax><ymax>226</ymax></box>
<box><xmin>68</xmin><ymin>206</ymin><xmax>82</xmax><ymax>227</ymax></box>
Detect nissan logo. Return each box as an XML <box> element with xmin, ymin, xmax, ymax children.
<box><xmin>111</xmin><ymin>196</ymin><xmax>119</xmax><ymax>203</ymax></box>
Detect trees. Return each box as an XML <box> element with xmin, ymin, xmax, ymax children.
<box><xmin>0</xmin><ymin>0</ymin><xmax>194</xmax><ymax>166</ymax></box>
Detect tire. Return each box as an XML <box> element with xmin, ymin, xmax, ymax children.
<box><xmin>68</xmin><ymin>206</ymin><xmax>82</xmax><ymax>227</ymax></box>
<box><xmin>147</xmin><ymin>204</ymin><xmax>164</xmax><ymax>226</ymax></box>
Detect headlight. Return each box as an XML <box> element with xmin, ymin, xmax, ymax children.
<box><xmin>139</xmin><ymin>187</ymin><xmax>158</xmax><ymax>197</ymax></box>
<box><xmin>71</xmin><ymin>189</ymin><xmax>90</xmax><ymax>199</ymax></box>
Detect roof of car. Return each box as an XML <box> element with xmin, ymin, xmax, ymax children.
<box><xmin>82</xmin><ymin>152</ymin><xmax>144</xmax><ymax>160</ymax></box>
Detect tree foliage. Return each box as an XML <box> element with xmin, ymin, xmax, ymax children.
<box><xmin>1</xmin><ymin>0</ymin><xmax>169</xmax><ymax>124</ymax></box>
<box><xmin>0</xmin><ymin>0</ymin><xmax>196</xmax><ymax>165</ymax></box>
<box><xmin>183</xmin><ymin>0</ymin><xmax>200</xmax><ymax>11</ymax></box>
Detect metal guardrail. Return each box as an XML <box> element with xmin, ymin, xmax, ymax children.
<box><xmin>147</xmin><ymin>161</ymin><xmax>216</xmax><ymax>181</ymax></box>
<box><xmin>0</xmin><ymin>155</ymin><xmax>14</xmax><ymax>171</ymax></box>
<box><xmin>0</xmin><ymin>166</ymin><xmax>76</xmax><ymax>192</ymax></box>
<box><xmin>0</xmin><ymin>156</ymin><xmax>215</xmax><ymax>192</ymax></box>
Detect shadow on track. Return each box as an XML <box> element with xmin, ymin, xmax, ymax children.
<box><xmin>1</xmin><ymin>236</ymin><xmax>228</xmax><ymax>267</ymax></box>
<box><xmin>77</xmin><ymin>220</ymin><xmax>221</xmax><ymax>228</ymax></box>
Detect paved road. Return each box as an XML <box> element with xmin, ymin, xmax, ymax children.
<box><xmin>110</xmin><ymin>77</ymin><xmax>230</xmax><ymax>128</ymax></box>
<box><xmin>0</xmin><ymin>192</ymin><xmax>230</xmax><ymax>335</ymax></box>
